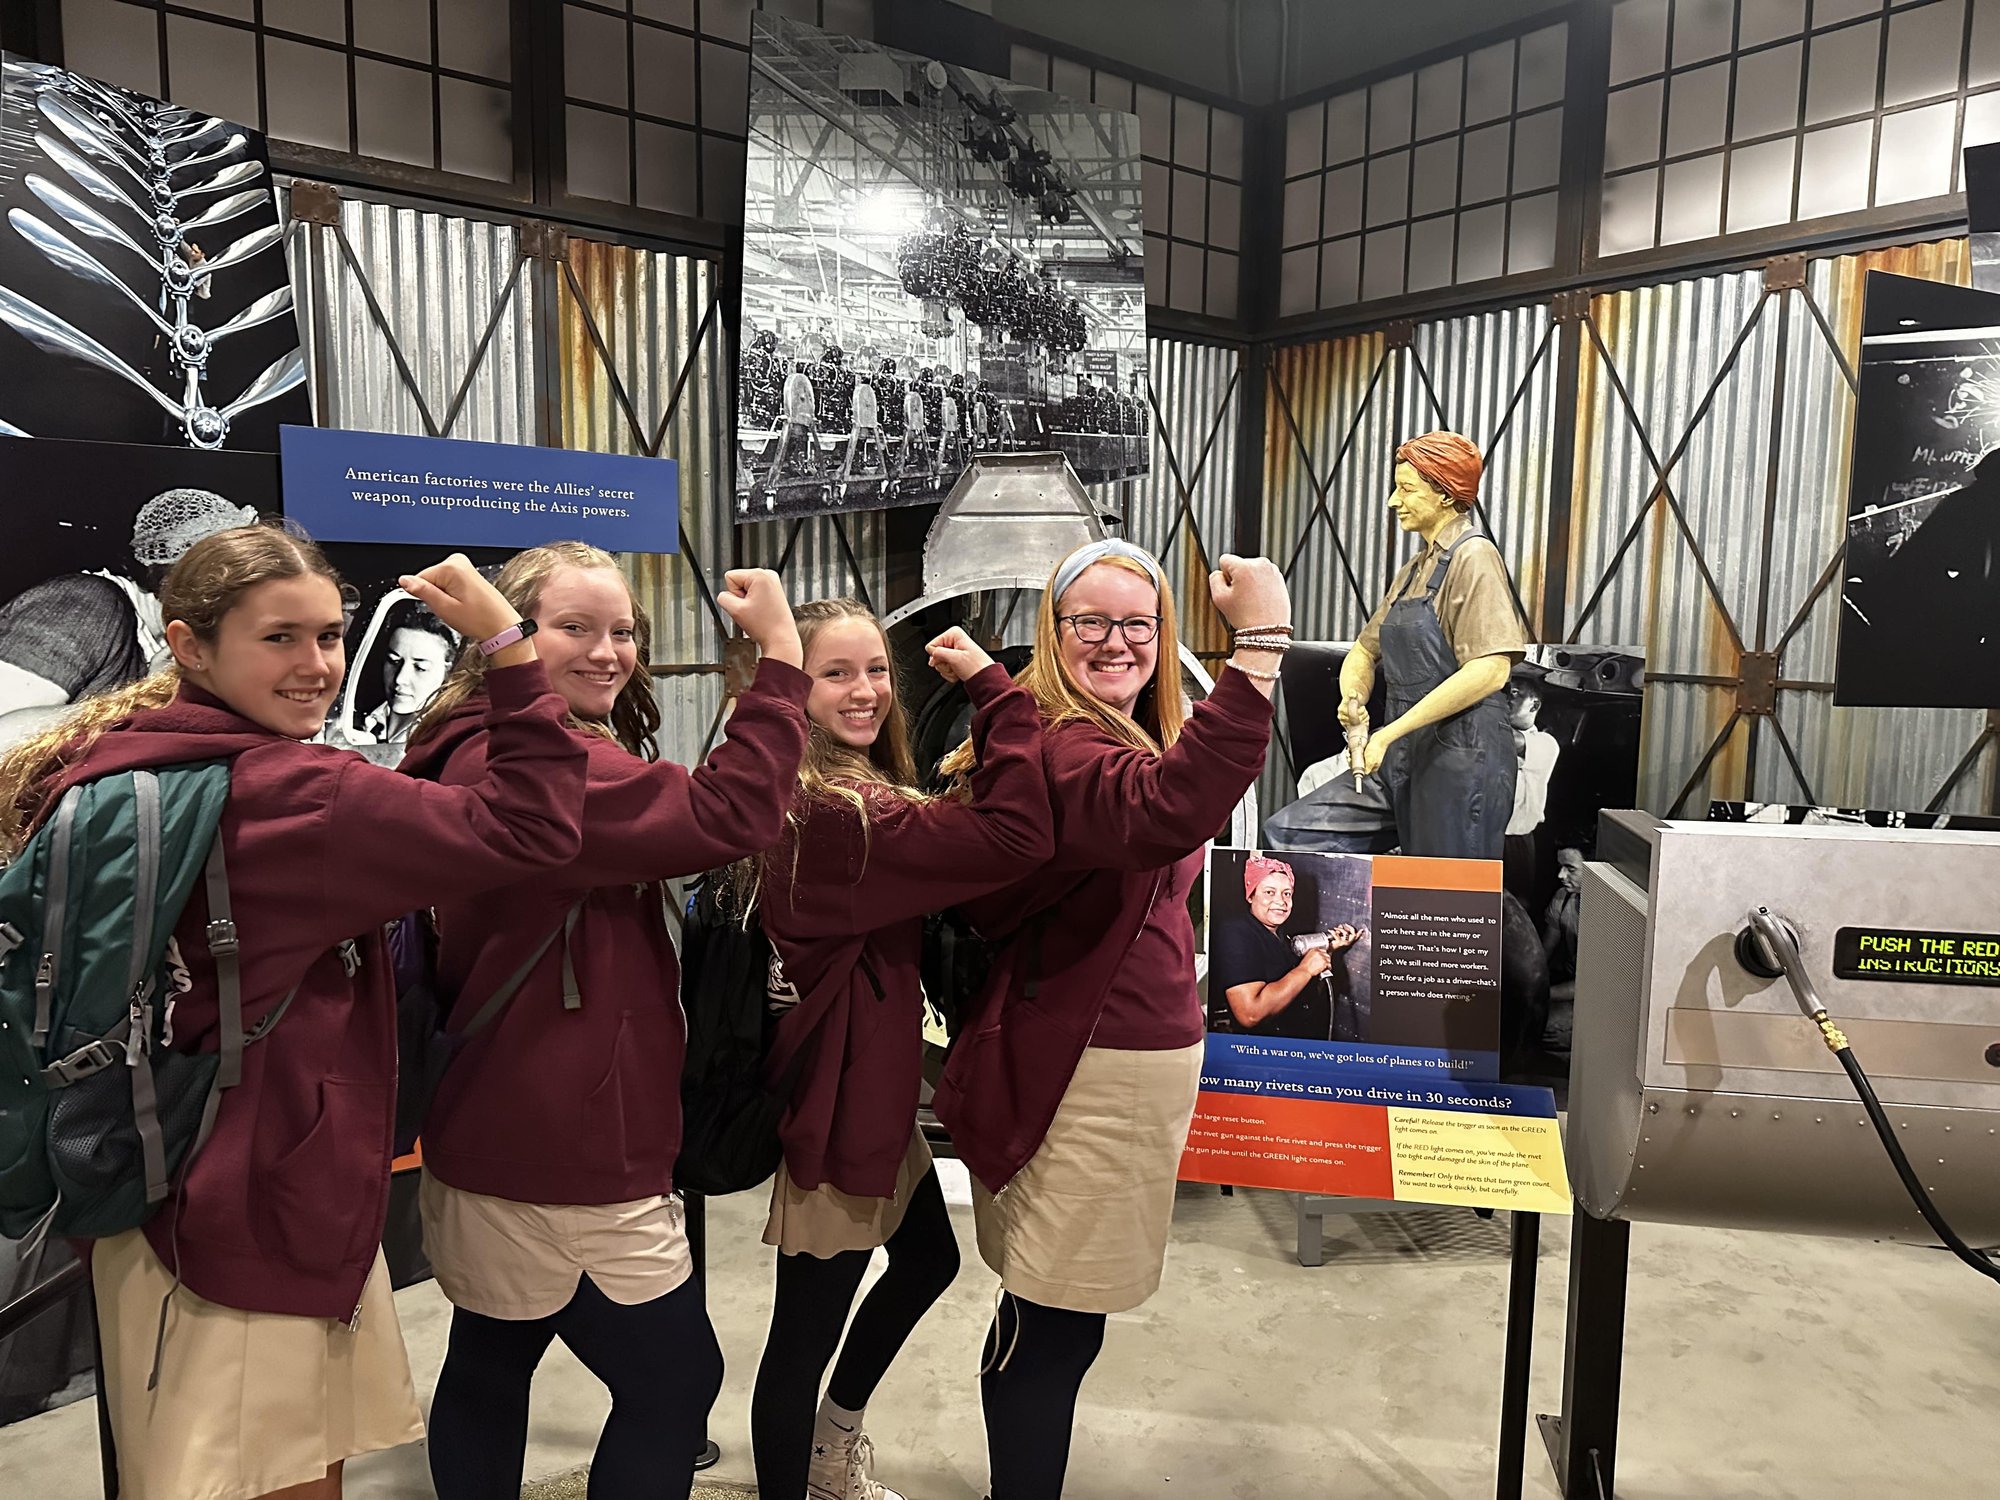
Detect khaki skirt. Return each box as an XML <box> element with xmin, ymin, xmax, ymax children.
<box><xmin>91</xmin><ymin>1228</ymin><xmax>423</xmax><ymax>1500</ymax></box>
<box><xmin>973</xmin><ymin>1040</ymin><xmax>1204</xmax><ymax>1315</ymax></box>
<box><xmin>420</xmin><ymin>1172</ymin><xmax>691</xmax><ymax>1321</ymax></box>
<box><xmin>764</xmin><ymin>1128</ymin><xmax>933</xmax><ymax>1257</ymax></box>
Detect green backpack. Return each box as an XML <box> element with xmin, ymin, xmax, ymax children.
<box><xmin>0</xmin><ymin>760</ymin><xmax>293</xmax><ymax>1242</ymax></box>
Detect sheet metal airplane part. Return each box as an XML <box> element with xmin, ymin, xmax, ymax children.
<box><xmin>0</xmin><ymin>62</ymin><xmax>299</xmax><ymax>447</ymax></box>
<box><xmin>1567</xmin><ymin>812</ymin><xmax>2000</xmax><ymax>1247</ymax></box>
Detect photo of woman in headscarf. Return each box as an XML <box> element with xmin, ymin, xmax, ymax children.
<box><xmin>0</xmin><ymin>482</ymin><xmax>259</xmax><ymax>748</ymax></box>
<box><xmin>1209</xmin><ymin>852</ymin><xmax>1365</xmax><ymax>1042</ymax></box>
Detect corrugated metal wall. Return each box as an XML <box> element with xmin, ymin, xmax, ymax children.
<box><xmin>1570</xmin><ymin>266</ymin><xmax>1779</xmax><ymax>812</ymax></box>
<box><xmin>1118</xmin><ymin>337</ymin><xmax>1242</xmax><ymax>658</ymax></box>
<box><xmin>735</xmin><ymin>509</ymin><xmax>891</xmax><ymax>617</ymax></box>
<box><xmin>553</xmin><ymin>238</ymin><xmax>736</xmax><ymax>764</ymax></box>
<box><xmin>287</xmin><ymin>197</ymin><xmax>539</xmax><ymax>444</ymax></box>
<box><xmin>1262</xmin><ymin>235</ymin><xmax>1997</xmax><ymax>821</ymax></box>
<box><xmin>1264</xmin><ymin>331</ymin><xmax>1394</xmax><ymax>646</ymax></box>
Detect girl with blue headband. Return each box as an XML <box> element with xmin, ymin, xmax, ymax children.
<box><xmin>935</xmin><ymin>539</ymin><xmax>1292</xmax><ymax>1500</ymax></box>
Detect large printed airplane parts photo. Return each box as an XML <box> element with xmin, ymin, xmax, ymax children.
<box><xmin>0</xmin><ymin>55</ymin><xmax>306</xmax><ymax>451</ymax></box>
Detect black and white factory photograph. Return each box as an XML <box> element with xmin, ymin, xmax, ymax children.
<box><xmin>735</xmin><ymin>14</ymin><xmax>1148</xmax><ymax>520</ymax></box>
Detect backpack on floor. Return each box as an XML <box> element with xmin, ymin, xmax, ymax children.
<box><xmin>0</xmin><ymin>762</ymin><xmax>275</xmax><ymax>1241</ymax></box>
<box><xmin>675</xmin><ymin>872</ymin><xmax>880</xmax><ymax>1196</ymax></box>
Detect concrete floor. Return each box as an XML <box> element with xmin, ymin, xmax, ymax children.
<box><xmin>2</xmin><ymin>1166</ymin><xmax>1994</xmax><ymax>1499</ymax></box>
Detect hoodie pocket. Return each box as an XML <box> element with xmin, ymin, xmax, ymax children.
<box><xmin>257</xmin><ymin>1078</ymin><xmax>386</xmax><ymax>1275</ymax></box>
<box><xmin>584</xmin><ymin>1012</ymin><xmax>683</xmax><ymax>1180</ymax></box>
<box><xmin>582</xmin><ymin>1015</ymin><xmax>632</xmax><ymax>1168</ymax></box>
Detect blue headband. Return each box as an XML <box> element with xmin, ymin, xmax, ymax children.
<box><xmin>1049</xmin><ymin>539</ymin><xmax>1165</xmax><ymax>607</ymax></box>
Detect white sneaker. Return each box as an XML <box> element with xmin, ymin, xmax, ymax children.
<box><xmin>806</xmin><ymin>1430</ymin><xmax>906</xmax><ymax>1500</ymax></box>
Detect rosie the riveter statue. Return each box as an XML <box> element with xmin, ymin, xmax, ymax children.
<box><xmin>1338</xmin><ymin>432</ymin><xmax>1525</xmax><ymax>860</ymax></box>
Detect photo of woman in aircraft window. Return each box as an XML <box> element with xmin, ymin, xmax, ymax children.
<box><xmin>330</xmin><ymin>590</ymin><xmax>461</xmax><ymax>762</ymax></box>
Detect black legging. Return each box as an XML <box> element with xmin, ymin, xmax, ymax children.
<box><xmin>750</xmin><ymin>1164</ymin><xmax>961</xmax><ymax>1500</ymax></box>
<box><xmin>428</xmin><ymin>1271</ymin><xmax>722</xmax><ymax>1500</ymax></box>
<box><xmin>980</xmin><ymin>1293</ymin><xmax>1108</xmax><ymax>1500</ymax></box>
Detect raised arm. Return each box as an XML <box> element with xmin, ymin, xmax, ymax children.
<box><xmin>1047</xmin><ymin>554</ymin><xmax>1288</xmax><ymax>868</ymax></box>
<box><xmin>550</xmin><ymin>658</ymin><xmax>808</xmax><ymax>886</ymax></box>
<box><xmin>764</xmin><ymin>664</ymin><xmax>1052</xmax><ymax>939</ymax></box>
<box><xmin>1047</xmin><ymin>665</ymin><xmax>1272</xmax><ymax>869</ymax></box>
<box><xmin>1225</xmin><ymin>946</ymin><xmax>1329</xmax><ymax>1027</ymax></box>
<box><xmin>318</xmin><ymin>658</ymin><xmax>587</xmax><ymax>935</ymax></box>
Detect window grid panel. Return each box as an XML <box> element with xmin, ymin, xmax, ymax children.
<box><xmin>77</xmin><ymin>0</ymin><xmax>516</xmax><ymax>185</ymax></box>
<box><xmin>563</xmin><ymin>0</ymin><xmax>798</xmax><ymax>217</ymax></box>
<box><xmin>1596</xmin><ymin>0</ymin><xmax>1989</xmax><ymax>258</ymax></box>
<box><xmin>1042</xmin><ymin>56</ymin><xmax>1238</xmax><ymax>314</ymax></box>
<box><xmin>1287</xmin><ymin>23</ymin><xmax>1572</xmax><ymax>313</ymax></box>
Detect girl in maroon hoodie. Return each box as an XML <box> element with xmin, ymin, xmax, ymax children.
<box><xmin>747</xmin><ymin>599</ymin><xmax>1052</xmax><ymax>1500</ymax></box>
<box><xmin>934</xmin><ymin>542</ymin><xmax>1290</xmax><ymax>1500</ymax></box>
<box><xmin>0</xmin><ymin>525</ymin><xmax>587</xmax><ymax>1500</ymax></box>
<box><xmin>398</xmin><ymin>542</ymin><xmax>810</xmax><ymax>1500</ymax></box>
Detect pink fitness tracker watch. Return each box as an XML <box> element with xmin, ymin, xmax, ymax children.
<box><xmin>476</xmin><ymin>619</ymin><xmax>540</xmax><ymax>657</ymax></box>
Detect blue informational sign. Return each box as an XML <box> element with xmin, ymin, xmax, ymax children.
<box><xmin>279</xmin><ymin>426</ymin><xmax>678</xmax><ymax>553</ymax></box>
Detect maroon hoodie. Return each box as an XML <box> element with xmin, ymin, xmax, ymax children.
<box><xmin>932</xmin><ymin>666</ymin><xmax>1273</xmax><ymax>1194</ymax></box>
<box><xmin>402</xmin><ymin>658</ymin><xmax>810</xmax><ymax>1205</ymax></box>
<box><xmin>48</xmin><ymin>662</ymin><xmax>585</xmax><ymax>1320</ymax></box>
<box><xmin>760</xmin><ymin>664</ymin><xmax>1051</xmax><ymax>1199</ymax></box>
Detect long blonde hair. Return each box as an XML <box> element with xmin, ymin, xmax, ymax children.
<box><xmin>0</xmin><ymin>524</ymin><xmax>343</xmax><ymax>857</ymax></box>
<box><xmin>717</xmin><ymin>598</ymin><xmax>923</xmax><ymax>918</ymax></box>
<box><xmin>408</xmin><ymin>541</ymin><xmax>661</xmax><ymax>760</ymax></box>
<box><xmin>792</xmin><ymin>598</ymin><xmax>922</xmax><ymax>811</ymax></box>
<box><xmin>939</xmin><ymin>543</ymin><xmax>1184</xmax><ymax>784</ymax></box>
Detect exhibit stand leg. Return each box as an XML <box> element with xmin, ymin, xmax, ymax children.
<box><xmin>685</xmin><ymin>1190</ymin><xmax>722</xmax><ymax>1473</ymax></box>
<box><xmin>1494</xmin><ymin>1210</ymin><xmax>1540</xmax><ymax>1500</ymax></box>
<box><xmin>1537</xmin><ymin>1209</ymin><xmax>1630</xmax><ymax>1499</ymax></box>
<box><xmin>1293</xmin><ymin>1194</ymin><xmax>1413</xmax><ymax>1266</ymax></box>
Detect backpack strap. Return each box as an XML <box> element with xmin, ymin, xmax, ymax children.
<box><xmin>126</xmin><ymin>772</ymin><xmax>170</xmax><ymax>1207</ymax></box>
<box><xmin>559</xmin><ymin>902</ymin><xmax>583</xmax><ymax>1011</ymax></box>
<box><xmin>457</xmin><ymin>898</ymin><xmax>588</xmax><ymax>1043</ymax></box>
<box><xmin>31</xmin><ymin>785</ymin><xmax>83</xmax><ymax>1044</ymax></box>
<box><xmin>201</xmin><ymin>830</ymin><xmax>243</xmax><ymax>1089</ymax></box>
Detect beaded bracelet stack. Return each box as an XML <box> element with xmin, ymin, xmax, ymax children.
<box><xmin>1228</xmin><ymin>623</ymin><xmax>1293</xmax><ymax>682</ymax></box>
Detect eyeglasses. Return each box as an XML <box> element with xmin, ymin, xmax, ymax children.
<box><xmin>1058</xmin><ymin>613</ymin><xmax>1161</xmax><ymax>645</ymax></box>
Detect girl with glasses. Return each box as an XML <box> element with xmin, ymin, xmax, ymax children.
<box><xmin>934</xmin><ymin>539</ymin><xmax>1291</xmax><ymax>1500</ymax></box>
